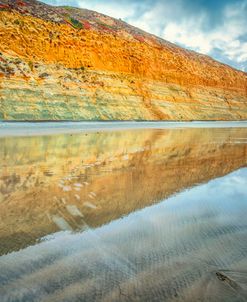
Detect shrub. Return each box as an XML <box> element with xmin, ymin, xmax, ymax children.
<box><xmin>14</xmin><ymin>19</ymin><xmax>20</xmax><ymax>25</ymax></box>
<box><xmin>39</xmin><ymin>72</ymin><xmax>50</xmax><ymax>79</ymax></box>
<box><xmin>133</xmin><ymin>35</ymin><xmax>145</xmax><ymax>43</ymax></box>
<box><xmin>69</xmin><ymin>17</ymin><xmax>83</xmax><ymax>29</ymax></box>
<box><xmin>83</xmin><ymin>21</ymin><xmax>91</xmax><ymax>30</ymax></box>
<box><xmin>0</xmin><ymin>4</ymin><xmax>9</xmax><ymax>10</ymax></box>
<box><xmin>16</xmin><ymin>1</ymin><xmax>27</xmax><ymax>7</ymax></box>
<box><xmin>28</xmin><ymin>61</ymin><xmax>33</xmax><ymax>71</ymax></box>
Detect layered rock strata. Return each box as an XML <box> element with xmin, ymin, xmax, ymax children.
<box><xmin>0</xmin><ymin>0</ymin><xmax>247</xmax><ymax>120</ymax></box>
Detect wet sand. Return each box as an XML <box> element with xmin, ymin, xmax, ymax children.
<box><xmin>1</xmin><ymin>121</ymin><xmax>247</xmax><ymax>137</ymax></box>
<box><xmin>0</xmin><ymin>124</ymin><xmax>247</xmax><ymax>301</ymax></box>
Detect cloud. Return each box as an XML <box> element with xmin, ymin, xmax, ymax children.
<box><xmin>126</xmin><ymin>0</ymin><xmax>247</xmax><ymax>71</ymax></box>
<box><xmin>42</xmin><ymin>0</ymin><xmax>149</xmax><ymax>19</ymax></box>
<box><xmin>76</xmin><ymin>1</ymin><xmax>137</xmax><ymax>19</ymax></box>
<box><xmin>41</xmin><ymin>0</ymin><xmax>247</xmax><ymax>71</ymax></box>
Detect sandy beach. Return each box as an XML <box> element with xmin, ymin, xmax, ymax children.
<box><xmin>1</xmin><ymin>121</ymin><xmax>247</xmax><ymax>137</ymax></box>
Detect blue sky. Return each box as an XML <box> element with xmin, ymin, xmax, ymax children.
<box><xmin>42</xmin><ymin>0</ymin><xmax>247</xmax><ymax>72</ymax></box>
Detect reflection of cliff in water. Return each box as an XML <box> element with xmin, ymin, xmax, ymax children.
<box><xmin>0</xmin><ymin>127</ymin><xmax>247</xmax><ymax>254</ymax></box>
<box><xmin>0</xmin><ymin>168</ymin><xmax>247</xmax><ymax>302</ymax></box>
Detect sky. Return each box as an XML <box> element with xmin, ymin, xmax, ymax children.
<box><xmin>42</xmin><ymin>0</ymin><xmax>247</xmax><ymax>72</ymax></box>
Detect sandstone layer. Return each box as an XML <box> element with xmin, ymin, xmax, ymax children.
<box><xmin>1</xmin><ymin>127</ymin><xmax>247</xmax><ymax>254</ymax></box>
<box><xmin>0</xmin><ymin>0</ymin><xmax>247</xmax><ymax>120</ymax></box>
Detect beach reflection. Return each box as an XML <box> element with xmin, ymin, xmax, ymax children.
<box><xmin>0</xmin><ymin>127</ymin><xmax>247</xmax><ymax>254</ymax></box>
<box><xmin>0</xmin><ymin>127</ymin><xmax>247</xmax><ymax>301</ymax></box>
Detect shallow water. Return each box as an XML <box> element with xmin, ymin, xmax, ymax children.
<box><xmin>0</xmin><ymin>125</ymin><xmax>247</xmax><ymax>301</ymax></box>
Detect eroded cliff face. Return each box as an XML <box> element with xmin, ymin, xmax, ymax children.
<box><xmin>1</xmin><ymin>127</ymin><xmax>247</xmax><ymax>254</ymax></box>
<box><xmin>0</xmin><ymin>0</ymin><xmax>247</xmax><ymax>120</ymax></box>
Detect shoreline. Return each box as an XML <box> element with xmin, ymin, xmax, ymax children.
<box><xmin>1</xmin><ymin>121</ymin><xmax>247</xmax><ymax>138</ymax></box>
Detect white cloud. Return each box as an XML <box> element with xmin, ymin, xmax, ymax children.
<box><xmin>162</xmin><ymin>17</ymin><xmax>213</xmax><ymax>54</ymax></box>
<box><xmin>76</xmin><ymin>1</ymin><xmax>137</xmax><ymax>19</ymax></box>
<box><xmin>127</xmin><ymin>0</ymin><xmax>247</xmax><ymax>70</ymax></box>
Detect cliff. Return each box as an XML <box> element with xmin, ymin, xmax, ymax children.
<box><xmin>0</xmin><ymin>0</ymin><xmax>247</xmax><ymax>120</ymax></box>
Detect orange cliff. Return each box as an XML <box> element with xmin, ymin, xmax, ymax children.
<box><xmin>0</xmin><ymin>0</ymin><xmax>247</xmax><ymax>120</ymax></box>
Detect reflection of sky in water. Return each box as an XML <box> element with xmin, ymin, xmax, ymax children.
<box><xmin>2</xmin><ymin>167</ymin><xmax>247</xmax><ymax>253</ymax></box>
<box><xmin>2</xmin><ymin>126</ymin><xmax>247</xmax><ymax>249</ymax></box>
<box><xmin>1</xmin><ymin>168</ymin><xmax>247</xmax><ymax>302</ymax></box>
<box><xmin>100</xmin><ymin>167</ymin><xmax>247</xmax><ymax>235</ymax></box>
